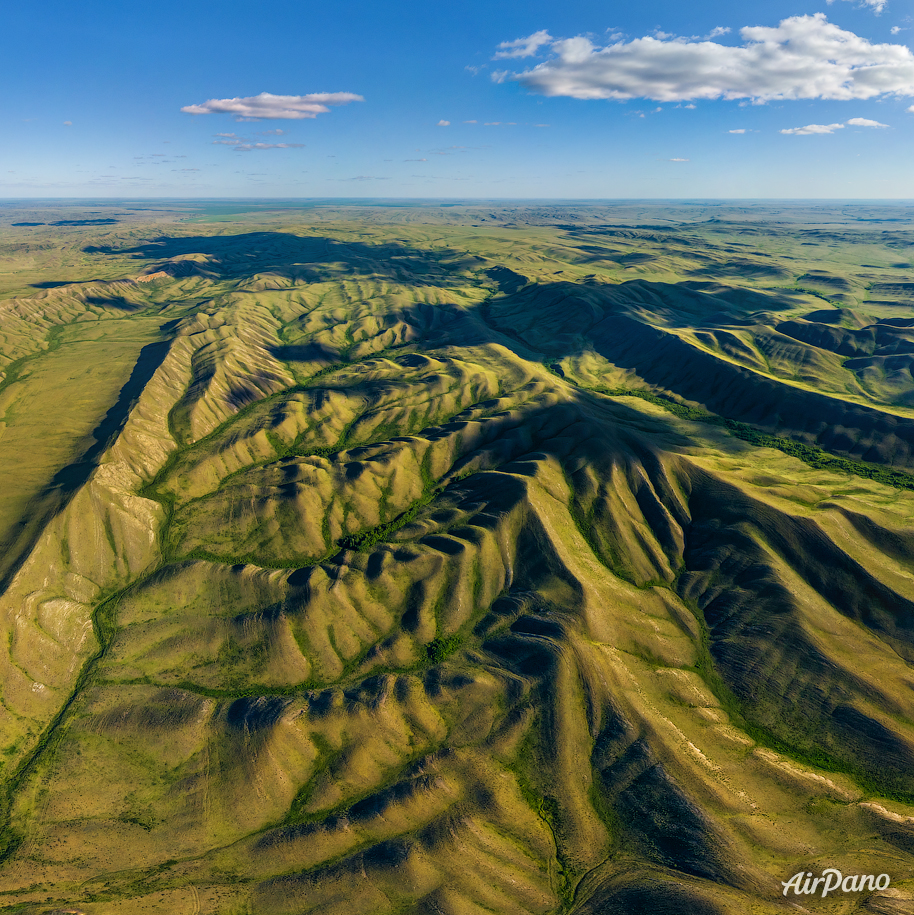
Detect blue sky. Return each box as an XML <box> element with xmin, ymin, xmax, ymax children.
<box><xmin>2</xmin><ymin>0</ymin><xmax>913</xmax><ymax>198</ymax></box>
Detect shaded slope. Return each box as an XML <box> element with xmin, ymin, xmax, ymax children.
<box><xmin>485</xmin><ymin>278</ymin><xmax>914</xmax><ymax>468</ymax></box>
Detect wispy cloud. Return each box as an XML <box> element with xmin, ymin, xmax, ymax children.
<box><xmin>182</xmin><ymin>91</ymin><xmax>363</xmax><ymax>120</ymax></box>
<box><xmin>212</xmin><ymin>132</ymin><xmax>305</xmax><ymax>151</ymax></box>
<box><xmin>494</xmin><ymin>14</ymin><xmax>914</xmax><ymax>102</ymax></box>
<box><xmin>494</xmin><ymin>29</ymin><xmax>553</xmax><ymax>59</ymax></box>
<box><xmin>780</xmin><ymin>122</ymin><xmax>845</xmax><ymax>134</ymax></box>
<box><xmin>782</xmin><ymin>116</ymin><xmax>890</xmax><ymax>134</ymax></box>
<box><xmin>669</xmin><ymin>157</ymin><xmax>690</xmax><ymax>161</ymax></box>
<box><xmin>827</xmin><ymin>0</ymin><xmax>887</xmax><ymax>13</ymax></box>
<box><xmin>437</xmin><ymin>119</ymin><xmax>451</xmax><ymax>126</ymax></box>
<box><xmin>729</xmin><ymin>128</ymin><xmax>747</xmax><ymax>133</ymax></box>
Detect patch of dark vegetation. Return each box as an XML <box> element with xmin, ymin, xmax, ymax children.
<box><xmin>788</xmin><ymin>285</ymin><xmax>842</xmax><ymax>304</ymax></box>
<box><xmin>336</xmin><ymin>475</ymin><xmax>465</xmax><ymax>552</ymax></box>
<box><xmin>12</xmin><ymin>222</ymin><xmax>45</xmax><ymax>227</ymax></box>
<box><xmin>797</xmin><ymin>272</ymin><xmax>852</xmax><ymax>289</ymax></box>
<box><xmin>425</xmin><ymin>634</ymin><xmax>461</xmax><ymax>663</ymax></box>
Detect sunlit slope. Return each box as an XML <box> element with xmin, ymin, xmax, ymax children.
<box><xmin>1</xmin><ymin>213</ymin><xmax>914</xmax><ymax>914</ymax></box>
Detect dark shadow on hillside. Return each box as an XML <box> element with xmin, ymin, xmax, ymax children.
<box><xmin>0</xmin><ymin>338</ymin><xmax>171</xmax><ymax>597</ymax></box>
<box><xmin>85</xmin><ymin>295</ymin><xmax>143</xmax><ymax>311</ymax></box>
<box><xmin>85</xmin><ymin>232</ymin><xmax>478</xmax><ymax>287</ymax></box>
<box><xmin>478</xmin><ymin>276</ymin><xmax>914</xmax><ymax>470</ymax></box>
<box><xmin>267</xmin><ymin>341</ymin><xmax>339</xmax><ymax>363</ymax></box>
<box><xmin>80</xmin><ymin>229</ymin><xmax>914</xmax><ymax>470</ymax></box>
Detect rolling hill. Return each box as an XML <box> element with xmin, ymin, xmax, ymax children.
<box><xmin>1</xmin><ymin>202</ymin><xmax>914</xmax><ymax>914</ymax></box>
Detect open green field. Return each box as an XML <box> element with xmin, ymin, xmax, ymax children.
<box><xmin>1</xmin><ymin>200</ymin><xmax>914</xmax><ymax>914</ymax></box>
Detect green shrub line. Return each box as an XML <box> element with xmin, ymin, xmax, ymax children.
<box><xmin>336</xmin><ymin>493</ymin><xmax>433</xmax><ymax>552</ymax></box>
<box><xmin>511</xmin><ymin>719</ymin><xmax>579</xmax><ymax>905</ymax></box>
<box><xmin>671</xmin><ymin>579</ymin><xmax>914</xmax><ymax>805</ymax></box>
<box><xmin>764</xmin><ymin>284</ymin><xmax>842</xmax><ymax>306</ymax></box>
<box><xmin>595</xmin><ymin>386</ymin><xmax>914</xmax><ymax>493</ymax></box>
<box><xmin>0</xmin><ymin>589</ymin><xmax>123</xmax><ymax>865</ymax></box>
<box><xmin>337</xmin><ymin>472</ymin><xmax>469</xmax><ymax>553</ymax></box>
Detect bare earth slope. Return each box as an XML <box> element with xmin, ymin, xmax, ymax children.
<box><xmin>1</xmin><ymin>202</ymin><xmax>914</xmax><ymax>914</ymax></box>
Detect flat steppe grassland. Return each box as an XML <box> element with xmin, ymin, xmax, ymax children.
<box><xmin>0</xmin><ymin>204</ymin><xmax>914</xmax><ymax>914</ymax></box>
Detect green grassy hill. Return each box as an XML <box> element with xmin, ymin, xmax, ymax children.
<box><xmin>1</xmin><ymin>203</ymin><xmax>914</xmax><ymax>914</ymax></box>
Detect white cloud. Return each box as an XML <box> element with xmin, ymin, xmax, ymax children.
<box><xmin>729</xmin><ymin>128</ymin><xmax>747</xmax><ymax>133</ymax></box>
<box><xmin>909</xmin><ymin>104</ymin><xmax>914</xmax><ymax>112</ymax></box>
<box><xmin>780</xmin><ymin>122</ymin><xmax>845</xmax><ymax>134</ymax></box>
<box><xmin>827</xmin><ymin>0</ymin><xmax>887</xmax><ymax>12</ymax></box>
<box><xmin>669</xmin><ymin>157</ymin><xmax>690</xmax><ymax>161</ymax></box>
<box><xmin>63</xmin><ymin>120</ymin><xmax>72</xmax><ymax>126</ymax></box>
<box><xmin>708</xmin><ymin>27</ymin><xmax>731</xmax><ymax>39</ymax></box>
<box><xmin>496</xmin><ymin>14</ymin><xmax>914</xmax><ymax>102</ymax></box>
<box><xmin>782</xmin><ymin>116</ymin><xmax>890</xmax><ymax>133</ymax></box>
<box><xmin>494</xmin><ymin>29</ymin><xmax>553</xmax><ymax>59</ymax></box>
<box><xmin>181</xmin><ymin>91</ymin><xmax>362</xmax><ymax>120</ymax></box>
<box><xmin>437</xmin><ymin>119</ymin><xmax>451</xmax><ymax>126</ymax></box>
